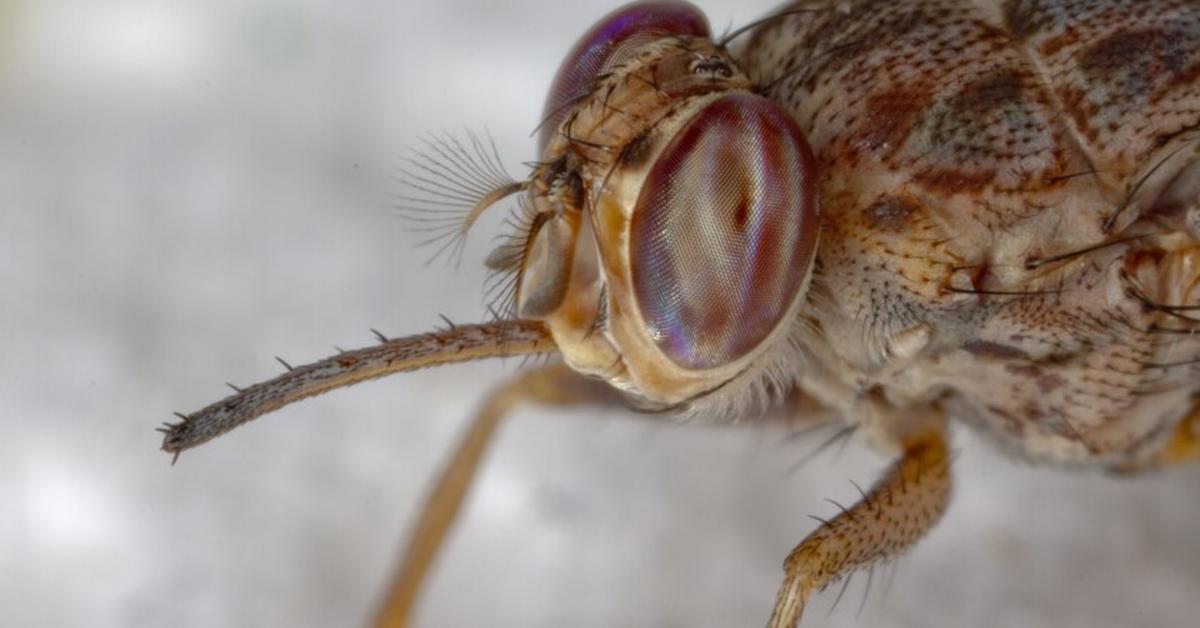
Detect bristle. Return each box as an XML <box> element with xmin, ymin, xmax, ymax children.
<box><xmin>392</xmin><ymin>130</ymin><xmax>524</xmax><ymax>268</ymax></box>
<box><xmin>481</xmin><ymin>197</ymin><xmax>541</xmax><ymax>319</ymax></box>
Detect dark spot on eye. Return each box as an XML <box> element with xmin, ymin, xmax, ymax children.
<box><xmin>617</xmin><ymin>130</ymin><xmax>655</xmax><ymax>168</ymax></box>
<box><xmin>963</xmin><ymin>340</ymin><xmax>1029</xmax><ymax>361</ymax></box>
<box><xmin>733</xmin><ymin>196</ymin><xmax>751</xmax><ymax>231</ymax></box>
<box><xmin>864</xmin><ymin>196</ymin><xmax>918</xmax><ymax>232</ymax></box>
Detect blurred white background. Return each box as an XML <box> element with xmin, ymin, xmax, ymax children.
<box><xmin>3</xmin><ymin>1</ymin><xmax>1198</xmax><ymax>627</ymax></box>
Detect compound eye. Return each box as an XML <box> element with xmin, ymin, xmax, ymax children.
<box><xmin>539</xmin><ymin>1</ymin><xmax>709</xmax><ymax>150</ymax></box>
<box><xmin>630</xmin><ymin>93</ymin><xmax>819</xmax><ymax>370</ymax></box>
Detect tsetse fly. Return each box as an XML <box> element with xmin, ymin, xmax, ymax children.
<box><xmin>161</xmin><ymin>1</ymin><xmax>1200</xmax><ymax>626</ymax></box>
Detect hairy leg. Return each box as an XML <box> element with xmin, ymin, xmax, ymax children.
<box><xmin>372</xmin><ymin>361</ymin><xmax>617</xmax><ymax>628</ymax></box>
<box><xmin>767</xmin><ymin>426</ymin><xmax>952</xmax><ymax>628</ymax></box>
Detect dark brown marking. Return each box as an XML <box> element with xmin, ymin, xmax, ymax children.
<box><xmin>1081</xmin><ymin>27</ymin><xmax>1200</xmax><ymax>108</ymax></box>
<box><xmin>853</xmin><ymin>87</ymin><xmax>934</xmax><ymax>155</ymax></box>
<box><xmin>1082</xmin><ymin>29</ymin><xmax>1190</xmax><ymax>80</ymax></box>
<box><xmin>963</xmin><ymin>340</ymin><xmax>1030</xmax><ymax>361</ymax></box>
<box><xmin>617</xmin><ymin>129</ymin><xmax>655</xmax><ymax>169</ymax></box>
<box><xmin>986</xmin><ymin>403</ymin><xmax>1024</xmax><ymax>432</ymax></box>
<box><xmin>912</xmin><ymin>69</ymin><xmax>1035</xmax><ymax>192</ymax></box>
<box><xmin>1061</xmin><ymin>87</ymin><xmax>1097</xmax><ymax>143</ymax></box>
<box><xmin>1006</xmin><ymin>363</ymin><xmax>1043</xmax><ymax>379</ymax></box>
<box><xmin>1037</xmin><ymin>374</ymin><xmax>1067</xmax><ymax>393</ymax></box>
<box><xmin>864</xmin><ymin>196</ymin><xmax>919</xmax><ymax>232</ymax></box>
<box><xmin>916</xmin><ymin>168</ymin><xmax>997</xmax><ymax>192</ymax></box>
<box><xmin>1002</xmin><ymin>0</ymin><xmax>1042</xmax><ymax>40</ymax></box>
<box><xmin>1038</xmin><ymin>27</ymin><xmax>1079</xmax><ymax>56</ymax></box>
<box><xmin>565</xmin><ymin>171</ymin><xmax>584</xmax><ymax>208</ymax></box>
<box><xmin>946</xmin><ymin>69</ymin><xmax>1025</xmax><ymax>120</ymax></box>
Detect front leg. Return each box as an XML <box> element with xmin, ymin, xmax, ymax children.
<box><xmin>372</xmin><ymin>362</ymin><xmax>619</xmax><ymax>628</ymax></box>
<box><xmin>768</xmin><ymin>426</ymin><xmax>952</xmax><ymax>628</ymax></box>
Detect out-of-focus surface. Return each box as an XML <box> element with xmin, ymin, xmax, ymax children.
<box><xmin>3</xmin><ymin>1</ymin><xmax>1199</xmax><ymax>627</ymax></box>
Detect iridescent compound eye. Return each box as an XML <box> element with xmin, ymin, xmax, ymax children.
<box><xmin>630</xmin><ymin>93</ymin><xmax>819</xmax><ymax>370</ymax></box>
<box><xmin>539</xmin><ymin>1</ymin><xmax>709</xmax><ymax>150</ymax></box>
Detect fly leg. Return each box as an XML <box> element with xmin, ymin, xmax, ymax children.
<box><xmin>1157</xmin><ymin>405</ymin><xmax>1200</xmax><ymax>466</ymax></box>
<box><xmin>1119</xmin><ymin>403</ymin><xmax>1200</xmax><ymax>471</ymax></box>
<box><xmin>371</xmin><ymin>361</ymin><xmax>618</xmax><ymax>628</ymax></box>
<box><xmin>767</xmin><ymin>425</ymin><xmax>952</xmax><ymax>628</ymax></box>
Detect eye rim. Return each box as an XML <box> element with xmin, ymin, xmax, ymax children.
<box><xmin>587</xmin><ymin>91</ymin><xmax>820</xmax><ymax>404</ymax></box>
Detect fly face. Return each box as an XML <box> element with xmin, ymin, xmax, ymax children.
<box><xmin>472</xmin><ymin>1</ymin><xmax>820</xmax><ymax>411</ymax></box>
